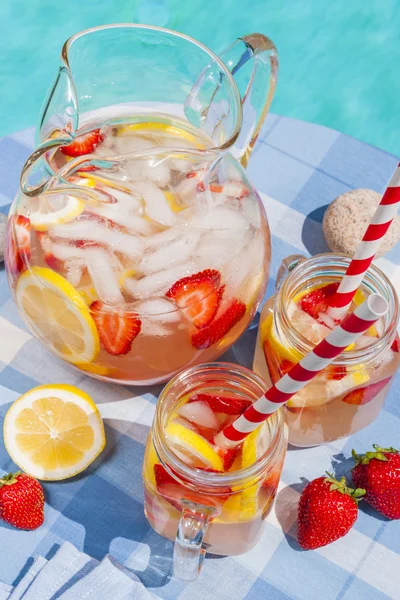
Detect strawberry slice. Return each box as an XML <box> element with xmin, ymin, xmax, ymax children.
<box><xmin>5</xmin><ymin>215</ymin><xmax>31</xmax><ymax>275</ymax></box>
<box><xmin>391</xmin><ymin>334</ymin><xmax>400</xmax><ymax>353</ymax></box>
<box><xmin>36</xmin><ymin>232</ymin><xmax>64</xmax><ymax>271</ymax></box>
<box><xmin>154</xmin><ymin>464</ymin><xmax>228</xmax><ymax>513</ymax></box>
<box><xmin>342</xmin><ymin>376</ymin><xmax>392</xmax><ymax>405</ymax></box>
<box><xmin>261</xmin><ymin>466</ymin><xmax>281</xmax><ymax>492</ymax></box>
<box><xmin>218</xmin><ymin>446</ymin><xmax>241</xmax><ymax>471</ymax></box>
<box><xmin>299</xmin><ymin>282</ymin><xmax>339</xmax><ymax>320</ymax></box>
<box><xmin>77</xmin><ymin>164</ymin><xmax>98</xmax><ymax>173</ymax></box>
<box><xmin>191</xmin><ymin>298</ymin><xmax>246</xmax><ymax>349</ymax></box>
<box><xmin>61</xmin><ymin>129</ymin><xmax>103</xmax><ymax>157</ymax></box>
<box><xmin>166</xmin><ymin>269</ymin><xmax>222</xmax><ymax>329</ymax></box>
<box><xmin>263</xmin><ymin>339</ymin><xmax>294</xmax><ymax>385</ymax></box>
<box><xmin>327</xmin><ymin>365</ymin><xmax>347</xmax><ymax>381</ymax></box>
<box><xmin>196</xmin><ymin>181</ymin><xmax>224</xmax><ymax>193</ymax></box>
<box><xmin>189</xmin><ymin>393</ymin><xmax>252</xmax><ymax>415</ymax></box>
<box><xmin>90</xmin><ymin>301</ymin><xmax>141</xmax><ymax>356</ymax></box>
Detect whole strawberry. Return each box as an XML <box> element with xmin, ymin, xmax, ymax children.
<box><xmin>298</xmin><ymin>472</ymin><xmax>365</xmax><ymax>550</ymax></box>
<box><xmin>352</xmin><ymin>445</ymin><xmax>400</xmax><ymax>519</ymax></box>
<box><xmin>0</xmin><ymin>472</ymin><xmax>44</xmax><ymax>530</ymax></box>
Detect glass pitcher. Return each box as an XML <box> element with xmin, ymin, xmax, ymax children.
<box><xmin>5</xmin><ymin>24</ymin><xmax>278</xmax><ymax>385</ymax></box>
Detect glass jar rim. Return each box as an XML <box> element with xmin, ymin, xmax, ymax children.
<box><xmin>152</xmin><ymin>362</ymin><xmax>285</xmax><ymax>492</ymax></box>
<box><xmin>277</xmin><ymin>252</ymin><xmax>399</xmax><ymax>365</ymax></box>
<box><xmin>62</xmin><ymin>23</ymin><xmax>242</xmax><ymax>154</ymax></box>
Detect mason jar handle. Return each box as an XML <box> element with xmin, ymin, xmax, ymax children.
<box><xmin>173</xmin><ymin>502</ymin><xmax>214</xmax><ymax>582</ymax></box>
<box><xmin>220</xmin><ymin>34</ymin><xmax>278</xmax><ymax>167</ymax></box>
<box><xmin>275</xmin><ymin>254</ymin><xmax>308</xmax><ymax>292</ymax></box>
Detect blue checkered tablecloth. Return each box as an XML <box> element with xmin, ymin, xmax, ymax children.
<box><xmin>0</xmin><ymin>116</ymin><xmax>399</xmax><ymax>600</ymax></box>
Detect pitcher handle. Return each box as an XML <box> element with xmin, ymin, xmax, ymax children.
<box><xmin>220</xmin><ymin>34</ymin><xmax>278</xmax><ymax>167</ymax></box>
<box><xmin>173</xmin><ymin>501</ymin><xmax>214</xmax><ymax>582</ymax></box>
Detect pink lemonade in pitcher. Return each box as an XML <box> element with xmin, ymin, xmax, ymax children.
<box><xmin>6</xmin><ymin>115</ymin><xmax>270</xmax><ymax>384</ymax></box>
<box><xmin>253</xmin><ymin>254</ymin><xmax>400</xmax><ymax>447</ymax></box>
<box><xmin>143</xmin><ymin>364</ymin><xmax>287</xmax><ymax>557</ymax></box>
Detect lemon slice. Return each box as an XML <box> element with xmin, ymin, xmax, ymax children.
<box><xmin>165</xmin><ymin>421</ymin><xmax>223</xmax><ymax>470</ymax></box>
<box><xmin>79</xmin><ymin>362</ymin><xmax>110</xmax><ymax>376</ymax></box>
<box><xmin>4</xmin><ymin>384</ymin><xmax>106</xmax><ymax>480</ymax></box>
<box><xmin>164</xmin><ymin>191</ymin><xmax>186</xmax><ymax>213</ymax></box>
<box><xmin>239</xmin><ymin>428</ymin><xmax>261</xmax><ymax>519</ymax></box>
<box><xmin>119</xmin><ymin>121</ymin><xmax>203</xmax><ymax>148</ymax></box>
<box><xmin>78</xmin><ymin>285</ymin><xmax>97</xmax><ymax>306</ymax></box>
<box><xmin>16</xmin><ymin>267</ymin><xmax>99</xmax><ymax>365</ymax></box>
<box><xmin>29</xmin><ymin>193</ymin><xmax>84</xmax><ymax>231</ymax></box>
<box><xmin>118</xmin><ymin>268</ymin><xmax>136</xmax><ymax>287</ymax></box>
<box><xmin>143</xmin><ymin>443</ymin><xmax>159</xmax><ymax>488</ymax></box>
<box><xmin>261</xmin><ymin>314</ymin><xmax>302</xmax><ymax>362</ymax></box>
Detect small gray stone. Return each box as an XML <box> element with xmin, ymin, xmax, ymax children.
<box><xmin>323</xmin><ymin>188</ymin><xmax>400</xmax><ymax>258</ymax></box>
<box><xmin>0</xmin><ymin>213</ymin><xmax>6</xmax><ymax>262</ymax></box>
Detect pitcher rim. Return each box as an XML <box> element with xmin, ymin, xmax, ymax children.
<box><xmin>61</xmin><ymin>23</ymin><xmax>243</xmax><ymax>152</ymax></box>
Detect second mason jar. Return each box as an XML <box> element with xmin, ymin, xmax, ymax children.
<box><xmin>253</xmin><ymin>253</ymin><xmax>400</xmax><ymax>447</ymax></box>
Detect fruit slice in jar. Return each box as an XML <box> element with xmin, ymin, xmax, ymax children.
<box><xmin>341</xmin><ymin>376</ymin><xmax>392</xmax><ymax>405</ymax></box>
<box><xmin>166</xmin><ymin>269</ymin><xmax>223</xmax><ymax>329</ymax></box>
<box><xmin>117</xmin><ymin>121</ymin><xmax>204</xmax><ymax>148</ymax></box>
<box><xmin>90</xmin><ymin>301</ymin><xmax>141</xmax><ymax>357</ymax></box>
<box><xmin>237</xmin><ymin>426</ymin><xmax>266</xmax><ymax>520</ymax></box>
<box><xmin>16</xmin><ymin>266</ymin><xmax>100</xmax><ymax>365</ymax></box>
<box><xmin>3</xmin><ymin>384</ymin><xmax>105</xmax><ymax>480</ymax></box>
<box><xmin>5</xmin><ymin>215</ymin><xmax>31</xmax><ymax>275</ymax></box>
<box><xmin>154</xmin><ymin>463</ymin><xmax>228</xmax><ymax>515</ymax></box>
<box><xmin>297</xmin><ymin>282</ymin><xmax>339</xmax><ymax>321</ymax></box>
<box><xmin>191</xmin><ymin>298</ymin><xmax>246</xmax><ymax>349</ymax></box>
<box><xmin>60</xmin><ymin>129</ymin><xmax>103</xmax><ymax>157</ymax></box>
<box><xmin>29</xmin><ymin>193</ymin><xmax>85</xmax><ymax>231</ymax></box>
<box><xmin>188</xmin><ymin>393</ymin><xmax>252</xmax><ymax>415</ymax></box>
<box><xmin>286</xmin><ymin>369</ymin><xmax>370</xmax><ymax>409</ymax></box>
<box><xmin>165</xmin><ymin>421</ymin><xmax>223</xmax><ymax>471</ymax></box>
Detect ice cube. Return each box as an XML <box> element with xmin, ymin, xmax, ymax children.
<box><xmin>133</xmin><ymin>180</ymin><xmax>176</xmax><ymax>226</ymax></box>
<box><xmin>48</xmin><ymin>241</ymin><xmax>87</xmax><ymax>261</ymax></box>
<box><xmin>142</xmin><ymin>228</ymin><xmax>181</xmax><ymax>251</ymax></box>
<box><xmin>176</xmin><ymin>175</ymin><xmax>199</xmax><ymax>201</ymax></box>
<box><xmin>133</xmin><ymin>298</ymin><xmax>180</xmax><ymax>322</ymax></box>
<box><xmin>178</xmin><ymin>401</ymin><xmax>220</xmax><ymax>431</ymax></box>
<box><xmin>222</xmin><ymin>181</ymin><xmax>250</xmax><ymax>199</ymax></box>
<box><xmin>190</xmin><ymin>205</ymin><xmax>250</xmax><ymax>231</ymax></box>
<box><xmin>139</xmin><ymin>320</ymin><xmax>172</xmax><ymax>337</ymax></box>
<box><xmin>50</xmin><ymin>219</ymin><xmax>143</xmax><ymax>258</ymax></box>
<box><xmin>64</xmin><ymin>258</ymin><xmax>85</xmax><ymax>287</ymax></box>
<box><xmin>114</xmin><ymin>134</ymin><xmax>154</xmax><ymax>155</ymax></box>
<box><xmin>170</xmin><ymin>157</ymin><xmax>194</xmax><ymax>173</ymax></box>
<box><xmin>195</xmin><ymin>229</ymin><xmax>246</xmax><ymax>270</ymax></box>
<box><xmin>223</xmin><ymin>231</ymin><xmax>265</xmax><ymax>300</ymax></box>
<box><xmin>107</xmin><ymin>187</ymin><xmax>142</xmax><ymax>212</ymax></box>
<box><xmin>127</xmin><ymin>158</ymin><xmax>171</xmax><ymax>188</ymax></box>
<box><xmin>123</xmin><ymin>262</ymin><xmax>198</xmax><ymax>298</ymax></box>
<box><xmin>85</xmin><ymin>247</ymin><xmax>124</xmax><ymax>305</ymax></box>
<box><xmin>85</xmin><ymin>203</ymin><xmax>156</xmax><ymax>236</ymax></box>
<box><xmin>139</xmin><ymin>231</ymin><xmax>201</xmax><ymax>274</ymax></box>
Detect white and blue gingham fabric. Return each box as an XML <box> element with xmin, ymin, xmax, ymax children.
<box><xmin>0</xmin><ymin>115</ymin><xmax>399</xmax><ymax>600</ymax></box>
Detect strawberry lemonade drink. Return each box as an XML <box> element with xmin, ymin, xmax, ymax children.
<box><xmin>143</xmin><ymin>363</ymin><xmax>286</xmax><ymax>580</ymax></box>
<box><xmin>254</xmin><ymin>254</ymin><xmax>400</xmax><ymax>447</ymax></box>
<box><xmin>6</xmin><ymin>116</ymin><xmax>269</xmax><ymax>384</ymax></box>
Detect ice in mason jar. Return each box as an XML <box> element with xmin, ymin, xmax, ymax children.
<box><xmin>6</xmin><ymin>116</ymin><xmax>270</xmax><ymax>384</ymax></box>
<box><xmin>143</xmin><ymin>363</ymin><xmax>287</xmax><ymax>562</ymax></box>
<box><xmin>253</xmin><ymin>254</ymin><xmax>400</xmax><ymax>447</ymax></box>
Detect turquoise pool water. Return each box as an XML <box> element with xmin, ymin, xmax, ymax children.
<box><xmin>1</xmin><ymin>0</ymin><xmax>399</xmax><ymax>155</ymax></box>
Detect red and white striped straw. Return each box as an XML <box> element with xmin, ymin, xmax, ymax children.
<box><xmin>214</xmin><ymin>294</ymin><xmax>388</xmax><ymax>449</ymax></box>
<box><xmin>328</xmin><ymin>163</ymin><xmax>400</xmax><ymax>321</ymax></box>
